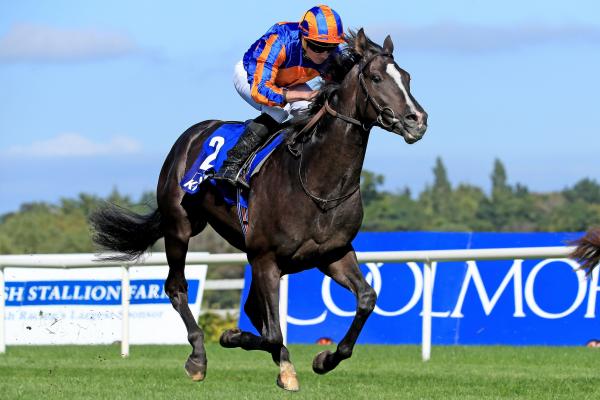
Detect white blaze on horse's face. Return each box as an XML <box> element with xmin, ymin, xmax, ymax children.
<box><xmin>385</xmin><ymin>63</ymin><xmax>422</xmax><ymax>122</ymax></box>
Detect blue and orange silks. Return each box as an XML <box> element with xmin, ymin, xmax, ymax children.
<box><xmin>299</xmin><ymin>5</ymin><xmax>345</xmax><ymax>44</ymax></box>
<box><xmin>242</xmin><ymin>22</ymin><xmax>341</xmax><ymax>107</ymax></box>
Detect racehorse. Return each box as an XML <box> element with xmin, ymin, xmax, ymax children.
<box><xmin>90</xmin><ymin>29</ymin><xmax>428</xmax><ymax>391</ymax></box>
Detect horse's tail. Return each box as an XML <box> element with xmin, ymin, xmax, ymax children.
<box><xmin>570</xmin><ymin>227</ymin><xmax>600</xmax><ymax>275</ymax></box>
<box><xmin>89</xmin><ymin>203</ymin><xmax>163</xmax><ymax>261</ymax></box>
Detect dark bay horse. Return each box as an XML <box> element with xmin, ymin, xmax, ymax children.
<box><xmin>90</xmin><ymin>29</ymin><xmax>428</xmax><ymax>391</ymax></box>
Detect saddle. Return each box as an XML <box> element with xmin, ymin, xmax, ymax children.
<box><xmin>180</xmin><ymin>121</ymin><xmax>286</xmax><ymax>233</ymax></box>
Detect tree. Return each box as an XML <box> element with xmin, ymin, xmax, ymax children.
<box><xmin>451</xmin><ymin>184</ymin><xmax>490</xmax><ymax>231</ymax></box>
<box><xmin>360</xmin><ymin>170</ymin><xmax>385</xmax><ymax>206</ymax></box>
<box><xmin>431</xmin><ymin>157</ymin><xmax>452</xmax><ymax>217</ymax></box>
<box><xmin>362</xmin><ymin>191</ymin><xmax>426</xmax><ymax>231</ymax></box>
<box><xmin>491</xmin><ymin>158</ymin><xmax>510</xmax><ymax>197</ymax></box>
<box><xmin>563</xmin><ymin>178</ymin><xmax>600</xmax><ymax>204</ymax></box>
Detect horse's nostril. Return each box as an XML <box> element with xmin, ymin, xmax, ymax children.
<box><xmin>405</xmin><ymin>114</ymin><xmax>418</xmax><ymax>125</ymax></box>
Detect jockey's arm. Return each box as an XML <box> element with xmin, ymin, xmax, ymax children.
<box><xmin>283</xmin><ymin>88</ymin><xmax>318</xmax><ymax>103</ymax></box>
<box><xmin>251</xmin><ymin>34</ymin><xmax>320</xmax><ymax>107</ymax></box>
<box><xmin>250</xmin><ymin>35</ymin><xmax>288</xmax><ymax>107</ymax></box>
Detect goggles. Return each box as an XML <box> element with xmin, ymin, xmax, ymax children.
<box><xmin>304</xmin><ymin>39</ymin><xmax>338</xmax><ymax>54</ymax></box>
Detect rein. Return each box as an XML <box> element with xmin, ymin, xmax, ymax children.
<box><xmin>290</xmin><ymin>51</ymin><xmax>397</xmax><ymax>211</ymax></box>
<box><xmin>296</xmin><ymin>139</ymin><xmax>361</xmax><ymax>210</ymax></box>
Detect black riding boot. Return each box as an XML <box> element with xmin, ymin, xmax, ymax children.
<box><xmin>213</xmin><ymin>114</ymin><xmax>278</xmax><ymax>187</ymax></box>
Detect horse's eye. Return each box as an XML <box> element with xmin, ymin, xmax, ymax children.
<box><xmin>371</xmin><ymin>75</ymin><xmax>382</xmax><ymax>83</ymax></box>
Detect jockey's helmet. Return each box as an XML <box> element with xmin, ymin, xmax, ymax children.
<box><xmin>299</xmin><ymin>5</ymin><xmax>344</xmax><ymax>45</ymax></box>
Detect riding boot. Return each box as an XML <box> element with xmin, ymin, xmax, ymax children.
<box><xmin>213</xmin><ymin>114</ymin><xmax>278</xmax><ymax>187</ymax></box>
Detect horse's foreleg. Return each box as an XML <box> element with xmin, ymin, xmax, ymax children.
<box><xmin>222</xmin><ymin>256</ymin><xmax>299</xmax><ymax>391</ymax></box>
<box><xmin>313</xmin><ymin>247</ymin><xmax>377</xmax><ymax>374</ymax></box>
<box><xmin>163</xmin><ymin>214</ymin><xmax>207</xmax><ymax>382</ymax></box>
<box><xmin>220</xmin><ymin>280</ymin><xmax>266</xmax><ymax>349</ymax></box>
<box><xmin>221</xmin><ymin>280</ymin><xmax>264</xmax><ymax>349</ymax></box>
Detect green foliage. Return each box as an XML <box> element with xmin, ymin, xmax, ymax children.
<box><xmin>2</xmin><ymin>162</ymin><xmax>598</xmax><ymax>256</ymax></box>
<box><xmin>360</xmin><ymin>170</ymin><xmax>385</xmax><ymax>206</ymax></box>
<box><xmin>360</xmin><ymin>158</ymin><xmax>600</xmax><ymax>232</ymax></box>
<box><xmin>197</xmin><ymin>312</ymin><xmax>238</xmax><ymax>342</ymax></box>
<box><xmin>0</xmin><ymin>202</ymin><xmax>93</xmax><ymax>254</ymax></box>
<box><xmin>563</xmin><ymin>178</ymin><xmax>600</xmax><ymax>204</ymax></box>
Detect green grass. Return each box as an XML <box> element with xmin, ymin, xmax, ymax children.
<box><xmin>1</xmin><ymin>344</ymin><xmax>600</xmax><ymax>399</ymax></box>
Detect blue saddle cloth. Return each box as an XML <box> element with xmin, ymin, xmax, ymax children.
<box><xmin>180</xmin><ymin>121</ymin><xmax>285</xmax><ymax>209</ymax></box>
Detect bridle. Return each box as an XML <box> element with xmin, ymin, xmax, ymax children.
<box><xmin>291</xmin><ymin>51</ymin><xmax>401</xmax><ymax>143</ymax></box>
<box><xmin>357</xmin><ymin>52</ymin><xmax>402</xmax><ymax>130</ymax></box>
<box><xmin>291</xmin><ymin>51</ymin><xmax>401</xmax><ymax>210</ymax></box>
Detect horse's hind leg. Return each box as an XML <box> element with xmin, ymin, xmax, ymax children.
<box><xmin>219</xmin><ymin>256</ymin><xmax>299</xmax><ymax>391</ymax></box>
<box><xmin>163</xmin><ymin>206</ymin><xmax>208</xmax><ymax>381</ymax></box>
<box><xmin>313</xmin><ymin>246</ymin><xmax>377</xmax><ymax>374</ymax></box>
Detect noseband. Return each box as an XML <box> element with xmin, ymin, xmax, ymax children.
<box><xmin>325</xmin><ymin>51</ymin><xmax>401</xmax><ymax>131</ymax></box>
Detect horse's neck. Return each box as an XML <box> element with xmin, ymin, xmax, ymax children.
<box><xmin>303</xmin><ymin>92</ymin><xmax>368</xmax><ymax>193</ymax></box>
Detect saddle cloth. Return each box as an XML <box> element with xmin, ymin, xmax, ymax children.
<box><xmin>180</xmin><ymin>121</ymin><xmax>285</xmax><ymax>210</ymax></box>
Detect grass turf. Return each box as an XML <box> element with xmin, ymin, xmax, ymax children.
<box><xmin>1</xmin><ymin>344</ymin><xmax>600</xmax><ymax>399</ymax></box>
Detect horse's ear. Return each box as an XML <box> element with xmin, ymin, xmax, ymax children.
<box><xmin>383</xmin><ymin>35</ymin><xmax>394</xmax><ymax>54</ymax></box>
<box><xmin>354</xmin><ymin>28</ymin><xmax>368</xmax><ymax>56</ymax></box>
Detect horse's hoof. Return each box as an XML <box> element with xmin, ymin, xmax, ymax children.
<box><xmin>312</xmin><ymin>350</ymin><xmax>334</xmax><ymax>375</ymax></box>
<box><xmin>219</xmin><ymin>328</ymin><xmax>242</xmax><ymax>348</ymax></box>
<box><xmin>276</xmin><ymin>362</ymin><xmax>300</xmax><ymax>392</ymax></box>
<box><xmin>184</xmin><ymin>357</ymin><xmax>207</xmax><ymax>382</ymax></box>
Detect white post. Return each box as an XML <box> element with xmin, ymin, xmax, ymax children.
<box><xmin>121</xmin><ymin>266</ymin><xmax>130</xmax><ymax>358</ymax></box>
<box><xmin>279</xmin><ymin>274</ymin><xmax>289</xmax><ymax>346</ymax></box>
<box><xmin>422</xmin><ymin>261</ymin><xmax>432</xmax><ymax>361</ymax></box>
<box><xmin>0</xmin><ymin>267</ymin><xmax>5</xmax><ymax>354</ymax></box>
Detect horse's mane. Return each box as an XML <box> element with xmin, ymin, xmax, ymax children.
<box><xmin>290</xmin><ymin>30</ymin><xmax>384</xmax><ymax>133</ymax></box>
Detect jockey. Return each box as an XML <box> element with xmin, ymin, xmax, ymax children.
<box><xmin>213</xmin><ymin>5</ymin><xmax>345</xmax><ymax>187</ymax></box>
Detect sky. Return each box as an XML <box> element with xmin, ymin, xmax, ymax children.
<box><xmin>1</xmin><ymin>1</ymin><xmax>599</xmax><ymax>214</ymax></box>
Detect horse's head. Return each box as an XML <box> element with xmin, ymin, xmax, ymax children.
<box><xmin>346</xmin><ymin>29</ymin><xmax>428</xmax><ymax>143</ymax></box>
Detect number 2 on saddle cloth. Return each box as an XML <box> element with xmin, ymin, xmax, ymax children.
<box><xmin>180</xmin><ymin>121</ymin><xmax>285</xmax><ymax>235</ymax></box>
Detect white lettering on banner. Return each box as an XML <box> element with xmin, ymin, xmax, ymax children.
<box><xmin>48</xmin><ymin>286</ymin><xmax>61</xmax><ymax>301</ymax></box>
<box><xmin>322</xmin><ymin>275</ymin><xmax>353</xmax><ymax>317</ymax></box>
<box><xmin>287</xmin><ymin>311</ymin><xmax>328</xmax><ymax>325</ymax></box>
<box><xmin>7</xmin><ymin>286</ymin><xmax>24</xmax><ymax>302</ymax></box>
<box><xmin>148</xmin><ymin>284</ymin><xmax>161</xmax><ymax>300</ymax></box>
<box><xmin>4</xmin><ymin>266</ymin><xmax>208</xmax><ymax>345</ymax></box>
<box><xmin>321</xmin><ymin>262</ymin><xmax>424</xmax><ymax>318</ymax></box>
<box><xmin>451</xmin><ymin>260</ymin><xmax>525</xmax><ymax>318</ymax></box>
<box><xmin>289</xmin><ymin>262</ymin><xmax>426</xmax><ymax>324</ymax></box>
<box><xmin>524</xmin><ymin>259</ymin><xmax>587</xmax><ymax>319</ymax></box>
<box><xmin>585</xmin><ymin>268</ymin><xmax>600</xmax><ymax>318</ymax></box>
<box><xmin>286</xmin><ymin>258</ymin><xmax>596</xmax><ymax>326</ymax></box>
<box><xmin>91</xmin><ymin>286</ymin><xmax>107</xmax><ymax>301</ymax></box>
<box><xmin>422</xmin><ymin>263</ymin><xmax>451</xmax><ymax>318</ymax></box>
<box><xmin>370</xmin><ymin>262</ymin><xmax>425</xmax><ymax>317</ymax></box>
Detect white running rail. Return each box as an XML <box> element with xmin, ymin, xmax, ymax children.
<box><xmin>0</xmin><ymin>246</ymin><xmax>575</xmax><ymax>359</ymax></box>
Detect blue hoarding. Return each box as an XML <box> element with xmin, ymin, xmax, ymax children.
<box><xmin>239</xmin><ymin>232</ymin><xmax>600</xmax><ymax>345</ymax></box>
